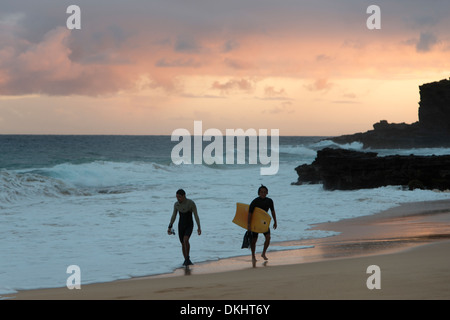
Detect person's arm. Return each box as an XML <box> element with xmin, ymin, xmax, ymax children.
<box><xmin>270</xmin><ymin>200</ymin><xmax>277</xmax><ymax>229</ymax></box>
<box><xmin>247</xmin><ymin>202</ymin><xmax>255</xmax><ymax>231</ymax></box>
<box><xmin>167</xmin><ymin>205</ymin><xmax>177</xmax><ymax>234</ymax></box>
<box><xmin>271</xmin><ymin>209</ymin><xmax>277</xmax><ymax>229</ymax></box>
<box><xmin>192</xmin><ymin>202</ymin><xmax>201</xmax><ymax>235</ymax></box>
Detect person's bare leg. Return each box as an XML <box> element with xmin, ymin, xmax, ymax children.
<box><xmin>181</xmin><ymin>241</ymin><xmax>186</xmax><ymax>259</ymax></box>
<box><xmin>251</xmin><ymin>234</ymin><xmax>258</xmax><ymax>262</ymax></box>
<box><xmin>261</xmin><ymin>233</ymin><xmax>270</xmax><ymax>260</ymax></box>
<box><xmin>182</xmin><ymin>236</ymin><xmax>192</xmax><ymax>265</ymax></box>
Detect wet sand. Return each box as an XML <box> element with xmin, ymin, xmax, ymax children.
<box><xmin>4</xmin><ymin>198</ymin><xmax>450</xmax><ymax>300</ymax></box>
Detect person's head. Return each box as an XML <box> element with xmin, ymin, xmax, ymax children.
<box><xmin>258</xmin><ymin>185</ymin><xmax>268</xmax><ymax>198</ymax></box>
<box><xmin>176</xmin><ymin>189</ymin><xmax>186</xmax><ymax>202</ymax></box>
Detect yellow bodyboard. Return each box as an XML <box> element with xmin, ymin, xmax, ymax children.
<box><xmin>232</xmin><ymin>202</ymin><xmax>271</xmax><ymax>233</ymax></box>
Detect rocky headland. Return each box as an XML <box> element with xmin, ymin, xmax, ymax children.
<box><xmin>294</xmin><ymin>78</ymin><xmax>450</xmax><ymax>190</ymax></box>
<box><xmin>331</xmin><ymin>78</ymin><xmax>450</xmax><ymax>149</ymax></box>
<box><xmin>294</xmin><ymin>148</ymin><xmax>450</xmax><ymax>191</ymax></box>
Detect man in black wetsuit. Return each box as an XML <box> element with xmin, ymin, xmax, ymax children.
<box><xmin>248</xmin><ymin>185</ymin><xmax>277</xmax><ymax>262</ymax></box>
<box><xmin>168</xmin><ymin>189</ymin><xmax>201</xmax><ymax>266</ymax></box>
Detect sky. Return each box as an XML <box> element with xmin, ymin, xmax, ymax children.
<box><xmin>0</xmin><ymin>0</ymin><xmax>449</xmax><ymax>135</ymax></box>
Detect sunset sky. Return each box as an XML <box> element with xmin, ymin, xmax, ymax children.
<box><xmin>1</xmin><ymin>0</ymin><xmax>449</xmax><ymax>135</ymax></box>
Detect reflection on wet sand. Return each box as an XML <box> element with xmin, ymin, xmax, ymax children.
<box><xmin>152</xmin><ymin>202</ymin><xmax>450</xmax><ymax>279</ymax></box>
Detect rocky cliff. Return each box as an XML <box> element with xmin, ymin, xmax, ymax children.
<box><xmin>419</xmin><ymin>78</ymin><xmax>450</xmax><ymax>133</ymax></box>
<box><xmin>331</xmin><ymin>78</ymin><xmax>450</xmax><ymax>148</ymax></box>
<box><xmin>294</xmin><ymin>148</ymin><xmax>450</xmax><ymax>191</ymax></box>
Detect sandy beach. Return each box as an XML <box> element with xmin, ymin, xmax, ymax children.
<box><xmin>4</xmin><ymin>198</ymin><xmax>450</xmax><ymax>300</ymax></box>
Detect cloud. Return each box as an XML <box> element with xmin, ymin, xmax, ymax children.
<box><xmin>416</xmin><ymin>32</ymin><xmax>438</xmax><ymax>52</ymax></box>
<box><xmin>224</xmin><ymin>58</ymin><xmax>253</xmax><ymax>70</ymax></box>
<box><xmin>0</xmin><ymin>27</ymin><xmax>77</xmax><ymax>95</ymax></box>
<box><xmin>155</xmin><ymin>58</ymin><xmax>202</xmax><ymax>68</ymax></box>
<box><xmin>222</xmin><ymin>39</ymin><xmax>240</xmax><ymax>52</ymax></box>
<box><xmin>0</xmin><ymin>26</ymin><xmax>137</xmax><ymax>96</ymax></box>
<box><xmin>210</xmin><ymin>78</ymin><xmax>256</xmax><ymax>94</ymax></box>
<box><xmin>174</xmin><ymin>35</ymin><xmax>203</xmax><ymax>53</ymax></box>
<box><xmin>0</xmin><ymin>12</ymin><xmax>25</xmax><ymax>26</ymax></box>
<box><xmin>316</xmin><ymin>54</ymin><xmax>333</xmax><ymax>62</ymax></box>
<box><xmin>264</xmin><ymin>86</ymin><xmax>286</xmax><ymax>97</ymax></box>
<box><xmin>180</xmin><ymin>93</ymin><xmax>224</xmax><ymax>99</ymax></box>
<box><xmin>2</xmin><ymin>0</ymin><xmax>450</xmax><ymax>98</ymax></box>
<box><xmin>304</xmin><ymin>79</ymin><xmax>334</xmax><ymax>92</ymax></box>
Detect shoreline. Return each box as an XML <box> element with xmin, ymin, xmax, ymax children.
<box><xmin>4</xmin><ymin>198</ymin><xmax>450</xmax><ymax>300</ymax></box>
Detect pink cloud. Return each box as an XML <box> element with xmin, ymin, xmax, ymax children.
<box><xmin>1</xmin><ymin>1</ymin><xmax>450</xmax><ymax>98</ymax></box>
<box><xmin>210</xmin><ymin>78</ymin><xmax>256</xmax><ymax>94</ymax></box>
<box><xmin>304</xmin><ymin>78</ymin><xmax>334</xmax><ymax>92</ymax></box>
<box><xmin>0</xmin><ymin>26</ymin><xmax>139</xmax><ymax>96</ymax></box>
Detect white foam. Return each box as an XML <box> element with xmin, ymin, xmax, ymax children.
<box><xmin>1</xmin><ymin>145</ymin><xmax>450</xmax><ymax>294</ymax></box>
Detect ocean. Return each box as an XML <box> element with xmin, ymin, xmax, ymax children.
<box><xmin>1</xmin><ymin>135</ymin><xmax>450</xmax><ymax>295</ymax></box>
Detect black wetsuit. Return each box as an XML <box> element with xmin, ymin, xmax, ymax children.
<box><xmin>168</xmin><ymin>198</ymin><xmax>200</xmax><ymax>243</ymax></box>
<box><xmin>249</xmin><ymin>196</ymin><xmax>274</xmax><ymax>237</ymax></box>
<box><xmin>177</xmin><ymin>211</ymin><xmax>194</xmax><ymax>243</ymax></box>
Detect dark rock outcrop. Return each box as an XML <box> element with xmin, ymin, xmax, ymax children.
<box><xmin>331</xmin><ymin>78</ymin><xmax>450</xmax><ymax>149</ymax></box>
<box><xmin>419</xmin><ymin>78</ymin><xmax>450</xmax><ymax>133</ymax></box>
<box><xmin>294</xmin><ymin>148</ymin><xmax>450</xmax><ymax>191</ymax></box>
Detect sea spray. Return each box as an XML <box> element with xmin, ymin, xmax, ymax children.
<box><xmin>1</xmin><ymin>135</ymin><xmax>449</xmax><ymax>294</ymax></box>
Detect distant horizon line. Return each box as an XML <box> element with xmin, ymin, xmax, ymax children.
<box><xmin>0</xmin><ymin>133</ymin><xmax>336</xmax><ymax>137</ymax></box>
